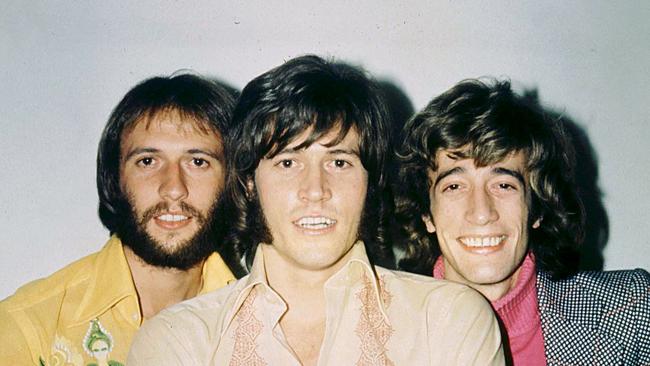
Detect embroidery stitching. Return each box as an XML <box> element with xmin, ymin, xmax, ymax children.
<box><xmin>355</xmin><ymin>274</ymin><xmax>394</xmax><ymax>366</ymax></box>
<box><xmin>82</xmin><ymin>319</ymin><xmax>123</xmax><ymax>366</ymax></box>
<box><xmin>230</xmin><ymin>288</ymin><xmax>267</xmax><ymax>366</ymax></box>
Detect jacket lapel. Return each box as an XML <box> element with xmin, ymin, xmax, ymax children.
<box><xmin>536</xmin><ymin>271</ymin><xmax>621</xmax><ymax>365</ymax></box>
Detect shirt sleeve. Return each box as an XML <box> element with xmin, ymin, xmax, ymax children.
<box><xmin>126</xmin><ymin>313</ymin><xmax>198</xmax><ymax>366</ymax></box>
<box><xmin>0</xmin><ymin>304</ymin><xmax>41</xmax><ymax>365</ymax></box>
<box><xmin>427</xmin><ymin>286</ymin><xmax>505</xmax><ymax>365</ymax></box>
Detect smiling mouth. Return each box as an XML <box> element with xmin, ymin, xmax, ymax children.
<box><xmin>459</xmin><ymin>235</ymin><xmax>506</xmax><ymax>248</ymax></box>
<box><xmin>293</xmin><ymin>216</ymin><xmax>337</xmax><ymax>230</ymax></box>
<box><xmin>157</xmin><ymin>214</ymin><xmax>189</xmax><ymax>222</ymax></box>
<box><xmin>153</xmin><ymin>213</ymin><xmax>192</xmax><ymax>230</ymax></box>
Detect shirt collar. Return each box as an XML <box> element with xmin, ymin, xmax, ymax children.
<box><xmin>73</xmin><ymin>235</ymin><xmax>138</xmax><ymax>326</ymax></box>
<box><xmin>221</xmin><ymin>240</ymin><xmax>390</xmax><ymax>335</ymax></box>
<box><xmin>73</xmin><ymin>235</ymin><xmax>236</xmax><ymax>326</ymax></box>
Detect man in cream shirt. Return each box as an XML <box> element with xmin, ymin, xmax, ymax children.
<box><xmin>128</xmin><ymin>56</ymin><xmax>504</xmax><ymax>365</ymax></box>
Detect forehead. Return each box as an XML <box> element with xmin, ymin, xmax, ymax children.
<box><xmin>283</xmin><ymin>125</ymin><xmax>360</xmax><ymax>151</ymax></box>
<box><xmin>432</xmin><ymin>149</ymin><xmax>528</xmax><ymax>175</ymax></box>
<box><xmin>122</xmin><ymin>109</ymin><xmax>220</xmax><ymax>141</ymax></box>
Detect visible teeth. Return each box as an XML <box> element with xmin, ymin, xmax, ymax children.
<box><xmin>295</xmin><ymin>216</ymin><xmax>336</xmax><ymax>229</ymax></box>
<box><xmin>158</xmin><ymin>214</ymin><xmax>188</xmax><ymax>222</ymax></box>
<box><xmin>460</xmin><ymin>236</ymin><xmax>505</xmax><ymax>247</ymax></box>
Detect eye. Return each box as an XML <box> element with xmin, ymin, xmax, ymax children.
<box><xmin>277</xmin><ymin>159</ymin><xmax>294</xmax><ymax>168</ymax></box>
<box><xmin>136</xmin><ymin>157</ymin><xmax>154</xmax><ymax>167</ymax></box>
<box><xmin>443</xmin><ymin>183</ymin><xmax>461</xmax><ymax>192</ymax></box>
<box><xmin>192</xmin><ymin>157</ymin><xmax>209</xmax><ymax>168</ymax></box>
<box><xmin>498</xmin><ymin>182</ymin><xmax>517</xmax><ymax>190</ymax></box>
<box><xmin>333</xmin><ymin>159</ymin><xmax>350</xmax><ymax>168</ymax></box>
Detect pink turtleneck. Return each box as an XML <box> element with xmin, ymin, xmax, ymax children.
<box><xmin>433</xmin><ymin>254</ymin><xmax>546</xmax><ymax>365</ymax></box>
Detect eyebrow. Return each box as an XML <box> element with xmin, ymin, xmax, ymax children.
<box><xmin>433</xmin><ymin>166</ymin><xmax>526</xmax><ymax>187</ymax></box>
<box><xmin>124</xmin><ymin>147</ymin><xmax>221</xmax><ymax>161</ymax></box>
<box><xmin>433</xmin><ymin>166</ymin><xmax>464</xmax><ymax>188</ymax></box>
<box><xmin>274</xmin><ymin>147</ymin><xmax>360</xmax><ymax>157</ymax></box>
<box><xmin>493</xmin><ymin>167</ymin><xmax>526</xmax><ymax>186</ymax></box>
<box><xmin>326</xmin><ymin>148</ymin><xmax>360</xmax><ymax>157</ymax></box>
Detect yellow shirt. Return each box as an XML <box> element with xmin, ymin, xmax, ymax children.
<box><xmin>128</xmin><ymin>242</ymin><xmax>504</xmax><ymax>365</ymax></box>
<box><xmin>0</xmin><ymin>235</ymin><xmax>234</xmax><ymax>366</ymax></box>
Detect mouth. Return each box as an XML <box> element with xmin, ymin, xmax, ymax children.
<box><xmin>458</xmin><ymin>235</ymin><xmax>506</xmax><ymax>250</ymax></box>
<box><xmin>157</xmin><ymin>214</ymin><xmax>189</xmax><ymax>222</ymax></box>
<box><xmin>293</xmin><ymin>216</ymin><xmax>337</xmax><ymax>231</ymax></box>
<box><xmin>153</xmin><ymin>213</ymin><xmax>192</xmax><ymax>230</ymax></box>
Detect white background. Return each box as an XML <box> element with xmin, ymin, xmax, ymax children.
<box><xmin>2</xmin><ymin>1</ymin><xmax>649</xmax><ymax>298</ymax></box>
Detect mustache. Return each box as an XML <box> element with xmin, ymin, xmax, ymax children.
<box><xmin>138</xmin><ymin>201</ymin><xmax>206</xmax><ymax>226</ymax></box>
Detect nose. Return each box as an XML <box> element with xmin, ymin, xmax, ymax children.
<box><xmin>298</xmin><ymin>165</ymin><xmax>332</xmax><ymax>202</ymax></box>
<box><xmin>158</xmin><ymin>163</ymin><xmax>189</xmax><ymax>202</ymax></box>
<box><xmin>465</xmin><ymin>187</ymin><xmax>498</xmax><ymax>225</ymax></box>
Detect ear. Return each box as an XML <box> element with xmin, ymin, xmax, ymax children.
<box><xmin>532</xmin><ymin>217</ymin><xmax>542</xmax><ymax>229</ymax></box>
<box><xmin>421</xmin><ymin>215</ymin><xmax>436</xmax><ymax>233</ymax></box>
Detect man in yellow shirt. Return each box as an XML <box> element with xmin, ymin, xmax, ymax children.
<box><xmin>0</xmin><ymin>74</ymin><xmax>236</xmax><ymax>365</ymax></box>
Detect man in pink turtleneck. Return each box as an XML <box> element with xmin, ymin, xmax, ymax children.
<box><xmin>394</xmin><ymin>78</ymin><xmax>650</xmax><ymax>365</ymax></box>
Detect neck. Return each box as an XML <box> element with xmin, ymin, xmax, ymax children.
<box><xmin>262</xmin><ymin>244</ymin><xmax>347</xmax><ymax>366</ymax></box>
<box><xmin>469</xmin><ymin>276</ymin><xmax>519</xmax><ymax>302</ymax></box>
<box><xmin>261</xmin><ymin>244</ymin><xmax>331</xmax><ymax>316</ymax></box>
<box><xmin>124</xmin><ymin>246</ymin><xmax>205</xmax><ymax>319</ymax></box>
<box><xmin>456</xmin><ymin>267</ymin><xmax>521</xmax><ymax>303</ymax></box>
<box><xmin>442</xmin><ymin>261</ymin><xmax>522</xmax><ymax>302</ymax></box>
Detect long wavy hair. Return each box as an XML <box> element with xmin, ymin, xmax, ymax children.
<box><xmin>394</xmin><ymin>79</ymin><xmax>584</xmax><ymax>279</ymax></box>
<box><xmin>221</xmin><ymin>55</ymin><xmax>395</xmax><ymax>276</ymax></box>
<box><xmin>96</xmin><ymin>73</ymin><xmax>236</xmax><ymax>234</ymax></box>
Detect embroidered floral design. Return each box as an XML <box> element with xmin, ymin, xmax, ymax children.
<box><xmin>355</xmin><ymin>274</ymin><xmax>394</xmax><ymax>366</ymax></box>
<box><xmin>39</xmin><ymin>334</ymin><xmax>84</xmax><ymax>366</ymax></box>
<box><xmin>230</xmin><ymin>288</ymin><xmax>267</xmax><ymax>366</ymax></box>
<box><xmin>82</xmin><ymin>319</ymin><xmax>123</xmax><ymax>366</ymax></box>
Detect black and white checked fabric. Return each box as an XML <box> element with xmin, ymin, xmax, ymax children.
<box><xmin>537</xmin><ymin>268</ymin><xmax>650</xmax><ymax>365</ymax></box>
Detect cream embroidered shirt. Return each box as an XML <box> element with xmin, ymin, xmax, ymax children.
<box><xmin>0</xmin><ymin>235</ymin><xmax>235</xmax><ymax>366</ymax></box>
<box><xmin>127</xmin><ymin>242</ymin><xmax>504</xmax><ymax>365</ymax></box>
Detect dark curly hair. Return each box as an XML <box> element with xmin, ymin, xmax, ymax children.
<box><xmin>394</xmin><ymin>79</ymin><xmax>584</xmax><ymax>280</ymax></box>
<box><xmin>97</xmin><ymin>73</ymin><xmax>236</xmax><ymax>234</ymax></box>
<box><xmin>221</xmin><ymin>55</ymin><xmax>395</xmax><ymax>276</ymax></box>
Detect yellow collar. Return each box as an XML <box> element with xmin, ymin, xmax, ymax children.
<box><xmin>73</xmin><ymin>235</ymin><xmax>138</xmax><ymax>326</ymax></box>
<box><xmin>73</xmin><ymin>235</ymin><xmax>235</xmax><ymax>327</ymax></box>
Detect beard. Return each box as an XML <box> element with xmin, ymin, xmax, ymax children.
<box><xmin>115</xmin><ymin>195</ymin><xmax>226</xmax><ymax>271</ymax></box>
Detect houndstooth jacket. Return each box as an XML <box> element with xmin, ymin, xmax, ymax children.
<box><xmin>537</xmin><ymin>268</ymin><xmax>650</xmax><ymax>365</ymax></box>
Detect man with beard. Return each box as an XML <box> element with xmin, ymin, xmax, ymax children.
<box><xmin>0</xmin><ymin>74</ymin><xmax>236</xmax><ymax>365</ymax></box>
<box><xmin>128</xmin><ymin>56</ymin><xmax>504</xmax><ymax>365</ymax></box>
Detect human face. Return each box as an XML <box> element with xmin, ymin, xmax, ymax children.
<box><xmin>253</xmin><ymin>128</ymin><xmax>368</xmax><ymax>274</ymax></box>
<box><xmin>119</xmin><ymin>110</ymin><xmax>224</xmax><ymax>262</ymax></box>
<box><xmin>90</xmin><ymin>339</ymin><xmax>109</xmax><ymax>361</ymax></box>
<box><xmin>423</xmin><ymin>150</ymin><xmax>540</xmax><ymax>298</ymax></box>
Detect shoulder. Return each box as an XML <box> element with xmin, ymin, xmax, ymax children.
<box><xmin>538</xmin><ymin>268</ymin><xmax>650</xmax><ymax>314</ymax></box>
<box><xmin>129</xmin><ymin>278</ymin><xmax>246</xmax><ymax>364</ymax></box>
<box><xmin>165</xmin><ymin>276</ymin><xmax>244</xmax><ymax>319</ymax></box>
<box><xmin>540</xmin><ymin>268</ymin><xmax>650</xmax><ymax>297</ymax></box>
<box><xmin>376</xmin><ymin>268</ymin><xmax>503</xmax><ymax>364</ymax></box>
<box><xmin>0</xmin><ymin>250</ymin><xmax>100</xmax><ymax>361</ymax></box>
<box><xmin>376</xmin><ymin>266</ymin><xmax>491</xmax><ymax>312</ymax></box>
<box><xmin>136</xmin><ymin>278</ymin><xmax>245</xmax><ymax>339</ymax></box>
<box><xmin>1</xmin><ymin>250</ymin><xmax>99</xmax><ymax>314</ymax></box>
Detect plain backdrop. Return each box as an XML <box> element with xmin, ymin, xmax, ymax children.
<box><xmin>2</xmin><ymin>1</ymin><xmax>649</xmax><ymax>298</ymax></box>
